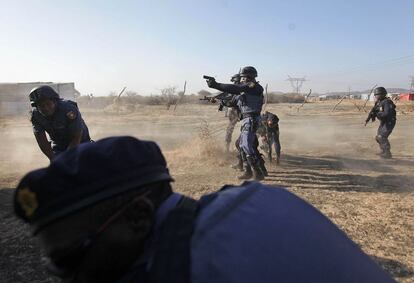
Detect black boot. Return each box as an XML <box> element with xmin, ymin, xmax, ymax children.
<box><xmin>380</xmin><ymin>150</ymin><xmax>392</xmax><ymax>159</ymax></box>
<box><xmin>238</xmin><ymin>165</ymin><xmax>253</xmax><ymax>180</ymax></box>
<box><xmin>259</xmin><ymin>156</ymin><xmax>268</xmax><ymax>176</ymax></box>
<box><xmin>247</xmin><ymin>156</ymin><xmax>264</xmax><ymax>181</ymax></box>
<box><xmin>231</xmin><ymin>152</ymin><xmax>244</xmax><ymax>171</ymax></box>
<box><xmin>252</xmin><ymin>165</ymin><xmax>265</xmax><ymax>181</ymax></box>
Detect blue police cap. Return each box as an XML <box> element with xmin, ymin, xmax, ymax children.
<box><xmin>14</xmin><ymin>136</ymin><xmax>173</xmax><ymax>234</ymax></box>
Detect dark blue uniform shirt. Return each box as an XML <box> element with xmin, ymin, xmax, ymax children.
<box><xmin>118</xmin><ymin>182</ymin><xmax>393</xmax><ymax>283</ymax></box>
<box><xmin>213</xmin><ymin>82</ymin><xmax>264</xmax><ymax>115</ymax></box>
<box><xmin>31</xmin><ymin>99</ymin><xmax>91</xmax><ymax>153</ymax></box>
<box><xmin>376</xmin><ymin>98</ymin><xmax>396</xmax><ymax>123</ymax></box>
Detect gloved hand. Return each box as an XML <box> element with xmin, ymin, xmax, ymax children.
<box><xmin>207</xmin><ymin>78</ymin><xmax>217</xmax><ymax>88</ymax></box>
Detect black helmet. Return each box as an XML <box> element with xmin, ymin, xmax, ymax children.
<box><xmin>239</xmin><ymin>66</ymin><xmax>258</xmax><ymax>78</ymax></box>
<box><xmin>231</xmin><ymin>73</ymin><xmax>241</xmax><ymax>83</ymax></box>
<box><xmin>29</xmin><ymin>85</ymin><xmax>60</xmax><ymax>107</ymax></box>
<box><xmin>373</xmin><ymin>87</ymin><xmax>387</xmax><ymax>97</ymax></box>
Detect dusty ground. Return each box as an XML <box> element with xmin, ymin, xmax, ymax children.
<box><xmin>1</xmin><ymin>100</ymin><xmax>413</xmax><ymax>282</ymax></box>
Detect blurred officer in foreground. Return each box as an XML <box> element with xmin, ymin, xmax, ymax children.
<box><xmin>29</xmin><ymin>85</ymin><xmax>91</xmax><ymax>161</ymax></box>
<box><xmin>372</xmin><ymin>87</ymin><xmax>397</xmax><ymax>158</ymax></box>
<box><xmin>206</xmin><ymin>66</ymin><xmax>266</xmax><ymax>180</ymax></box>
<box><xmin>14</xmin><ymin>136</ymin><xmax>393</xmax><ymax>283</ymax></box>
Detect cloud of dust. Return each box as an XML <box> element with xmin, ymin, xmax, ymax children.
<box><xmin>281</xmin><ymin>116</ymin><xmax>344</xmax><ymax>154</ymax></box>
<box><xmin>0</xmin><ymin>122</ymin><xmax>48</xmax><ymax>174</ymax></box>
<box><xmin>166</xmin><ymin>134</ymin><xmax>226</xmax><ymax>169</ymax></box>
<box><xmin>0</xmin><ymin>118</ymin><xmax>48</xmax><ymax>188</ymax></box>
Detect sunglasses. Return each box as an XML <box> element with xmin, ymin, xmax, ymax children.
<box><xmin>43</xmin><ymin>191</ymin><xmax>153</xmax><ymax>278</ymax></box>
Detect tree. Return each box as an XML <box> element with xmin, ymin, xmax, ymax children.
<box><xmin>126</xmin><ymin>91</ymin><xmax>138</xmax><ymax>97</ymax></box>
<box><xmin>160</xmin><ymin>86</ymin><xmax>177</xmax><ymax>110</ymax></box>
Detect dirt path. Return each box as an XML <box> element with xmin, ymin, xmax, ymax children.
<box><xmin>1</xmin><ymin>101</ymin><xmax>413</xmax><ymax>282</ymax></box>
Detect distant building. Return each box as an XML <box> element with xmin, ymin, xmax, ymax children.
<box><xmin>399</xmin><ymin>93</ymin><xmax>414</xmax><ymax>101</ymax></box>
<box><xmin>317</xmin><ymin>94</ymin><xmax>341</xmax><ymax>100</ymax></box>
<box><xmin>0</xmin><ymin>82</ymin><xmax>80</xmax><ymax>116</ymax></box>
<box><xmin>360</xmin><ymin>93</ymin><xmax>375</xmax><ymax>101</ymax></box>
<box><xmin>349</xmin><ymin>94</ymin><xmax>362</xmax><ymax>99</ymax></box>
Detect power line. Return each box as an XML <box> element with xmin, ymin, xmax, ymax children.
<box><xmin>286</xmin><ymin>76</ymin><xmax>307</xmax><ymax>94</ymax></box>
<box><xmin>336</xmin><ymin>55</ymin><xmax>414</xmax><ymax>75</ymax></box>
<box><xmin>313</xmin><ymin>54</ymin><xmax>414</xmax><ymax>79</ymax></box>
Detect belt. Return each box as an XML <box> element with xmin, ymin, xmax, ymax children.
<box><xmin>242</xmin><ymin>112</ymin><xmax>260</xmax><ymax>119</ymax></box>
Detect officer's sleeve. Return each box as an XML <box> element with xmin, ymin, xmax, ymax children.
<box><xmin>31</xmin><ymin>112</ymin><xmax>45</xmax><ymax>133</ymax></box>
<box><xmin>212</xmin><ymin>83</ymin><xmax>253</xmax><ymax>94</ymax></box>
<box><xmin>66</xmin><ymin>107</ymin><xmax>83</xmax><ymax>136</ymax></box>
<box><xmin>222</xmin><ymin>95</ymin><xmax>239</xmax><ymax>108</ymax></box>
<box><xmin>376</xmin><ymin>101</ymin><xmax>391</xmax><ymax>119</ymax></box>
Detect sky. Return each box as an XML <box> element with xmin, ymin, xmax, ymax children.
<box><xmin>0</xmin><ymin>0</ymin><xmax>413</xmax><ymax>95</ymax></box>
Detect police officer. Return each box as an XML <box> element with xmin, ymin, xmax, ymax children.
<box><xmin>260</xmin><ymin>111</ymin><xmax>281</xmax><ymax>164</ymax></box>
<box><xmin>206</xmin><ymin>66</ymin><xmax>266</xmax><ymax>180</ymax></box>
<box><xmin>14</xmin><ymin>136</ymin><xmax>394</xmax><ymax>283</ymax></box>
<box><xmin>225</xmin><ymin>74</ymin><xmax>241</xmax><ymax>152</ymax></box>
<box><xmin>373</xmin><ymin>87</ymin><xmax>397</xmax><ymax>159</ymax></box>
<box><xmin>29</xmin><ymin>85</ymin><xmax>91</xmax><ymax>161</ymax></box>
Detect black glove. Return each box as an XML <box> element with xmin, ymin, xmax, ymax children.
<box><xmin>207</xmin><ymin>78</ymin><xmax>217</xmax><ymax>88</ymax></box>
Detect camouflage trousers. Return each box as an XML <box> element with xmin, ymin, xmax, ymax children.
<box><xmin>225</xmin><ymin>108</ymin><xmax>239</xmax><ymax>149</ymax></box>
<box><xmin>375</xmin><ymin>120</ymin><xmax>396</xmax><ymax>153</ymax></box>
<box><xmin>267</xmin><ymin>130</ymin><xmax>281</xmax><ymax>158</ymax></box>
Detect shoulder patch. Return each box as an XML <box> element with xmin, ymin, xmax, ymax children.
<box><xmin>66</xmin><ymin>111</ymin><xmax>77</xmax><ymax>120</ymax></box>
<box><xmin>247</xmin><ymin>82</ymin><xmax>255</xmax><ymax>88</ymax></box>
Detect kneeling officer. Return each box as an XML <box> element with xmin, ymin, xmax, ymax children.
<box><xmin>14</xmin><ymin>136</ymin><xmax>393</xmax><ymax>283</ymax></box>
<box><xmin>29</xmin><ymin>85</ymin><xmax>91</xmax><ymax>161</ymax></box>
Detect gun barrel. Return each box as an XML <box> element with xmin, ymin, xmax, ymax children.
<box><xmin>203</xmin><ymin>75</ymin><xmax>214</xmax><ymax>80</ymax></box>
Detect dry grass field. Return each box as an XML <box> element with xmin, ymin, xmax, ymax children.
<box><xmin>1</xmin><ymin>100</ymin><xmax>413</xmax><ymax>282</ymax></box>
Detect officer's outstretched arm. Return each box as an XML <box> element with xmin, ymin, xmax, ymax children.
<box><xmin>209</xmin><ymin>83</ymin><xmax>251</xmax><ymax>94</ymax></box>
<box><xmin>34</xmin><ymin>132</ymin><xmax>54</xmax><ymax>161</ymax></box>
<box><xmin>67</xmin><ymin>129</ymin><xmax>83</xmax><ymax>149</ymax></box>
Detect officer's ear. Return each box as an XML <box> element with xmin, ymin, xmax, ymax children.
<box><xmin>123</xmin><ymin>198</ymin><xmax>155</xmax><ymax>238</ymax></box>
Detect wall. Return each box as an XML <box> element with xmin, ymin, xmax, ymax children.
<box><xmin>0</xmin><ymin>82</ymin><xmax>79</xmax><ymax>116</ymax></box>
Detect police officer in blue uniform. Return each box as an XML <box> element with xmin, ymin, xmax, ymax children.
<box><xmin>14</xmin><ymin>136</ymin><xmax>394</xmax><ymax>283</ymax></box>
<box><xmin>373</xmin><ymin>87</ymin><xmax>397</xmax><ymax>159</ymax></box>
<box><xmin>29</xmin><ymin>85</ymin><xmax>91</xmax><ymax>161</ymax></box>
<box><xmin>206</xmin><ymin>66</ymin><xmax>266</xmax><ymax>180</ymax></box>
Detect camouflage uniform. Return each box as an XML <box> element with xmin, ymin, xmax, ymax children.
<box><xmin>259</xmin><ymin>111</ymin><xmax>281</xmax><ymax>163</ymax></box>
<box><xmin>375</xmin><ymin>98</ymin><xmax>396</xmax><ymax>158</ymax></box>
<box><xmin>225</xmin><ymin>108</ymin><xmax>240</xmax><ymax>152</ymax></box>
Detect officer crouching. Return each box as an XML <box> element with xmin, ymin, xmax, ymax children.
<box><xmin>29</xmin><ymin>85</ymin><xmax>91</xmax><ymax>161</ymax></box>
<box><xmin>14</xmin><ymin>136</ymin><xmax>394</xmax><ymax>283</ymax></box>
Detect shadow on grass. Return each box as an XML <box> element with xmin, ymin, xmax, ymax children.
<box><xmin>372</xmin><ymin>256</ymin><xmax>414</xmax><ymax>279</ymax></box>
<box><xmin>266</xmin><ymin>154</ymin><xmax>413</xmax><ymax>193</ymax></box>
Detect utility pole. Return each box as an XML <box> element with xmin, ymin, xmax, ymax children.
<box><xmin>287</xmin><ymin>76</ymin><xmax>306</xmax><ymax>95</ymax></box>
<box><xmin>410</xmin><ymin>76</ymin><xmax>414</xmax><ymax>91</ymax></box>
